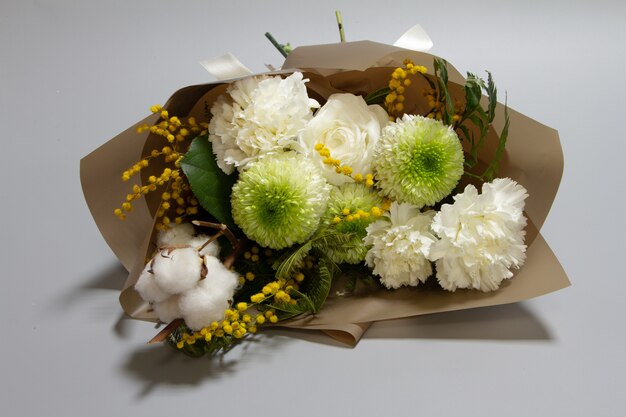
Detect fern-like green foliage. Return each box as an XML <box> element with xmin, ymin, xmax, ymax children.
<box><xmin>431</xmin><ymin>58</ymin><xmax>510</xmax><ymax>181</ymax></box>
<box><xmin>272</xmin><ymin>229</ymin><xmax>354</xmax><ymax>280</ymax></box>
<box><xmin>269</xmin><ymin>255</ymin><xmax>338</xmax><ymax>318</ymax></box>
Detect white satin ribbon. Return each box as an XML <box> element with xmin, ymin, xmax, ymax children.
<box><xmin>393</xmin><ymin>24</ymin><xmax>433</xmax><ymax>52</ymax></box>
<box><xmin>199</xmin><ymin>52</ymin><xmax>253</xmax><ymax>81</ymax></box>
<box><xmin>200</xmin><ymin>24</ymin><xmax>433</xmax><ymax>80</ymax></box>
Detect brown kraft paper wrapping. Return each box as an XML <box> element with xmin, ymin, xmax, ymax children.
<box><xmin>80</xmin><ymin>41</ymin><xmax>570</xmax><ymax>346</ymax></box>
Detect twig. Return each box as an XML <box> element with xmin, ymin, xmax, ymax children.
<box><xmin>199</xmin><ymin>230</ymin><xmax>224</xmax><ymax>252</ymax></box>
<box><xmin>264</xmin><ymin>32</ymin><xmax>289</xmax><ymax>58</ymax></box>
<box><xmin>192</xmin><ymin>220</ymin><xmax>239</xmax><ymax>248</ymax></box>
<box><xmin>223</xmin><ymin>238</ymin><xmax>247</xmax><ymax>269</ymax></box>
<box><xmin>335</xmin><ymin>10</ymin><xmax>345</xmax><ymax>42</ymax></box>
<box><xmin>147</xmin><ymin>319</ymin><xmax>183</xmax><ymax>344</ymax></box>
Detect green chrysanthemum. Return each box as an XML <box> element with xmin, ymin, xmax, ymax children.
<box><xmin>324</xmin><ymin>183</ymin><xmax>383</xmax><ymax>264</ymax></box>
<box><xmin>231</xmin><ymin>152</ymin><xmax>330</xmax><ymax>250</ymax></box>
<box><xmin>374</xmin><ymin>114</ymin><xmax>464</xmax><ymax>208</ymax></box>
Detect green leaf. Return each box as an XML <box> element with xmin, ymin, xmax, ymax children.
<box><xmin>270</xmin><ymin>292</ymin><xmax>316</xmax><ymax>320</ymax></box>
<box><xmin>434</xmin><ymin>58</ymin><xmax>454</xmax><ymax>125</ymax></box>
<box><xmin>304</xmin><ymin>257</ymin><xmax>336</xmax><ymax>313</ymax></box>
<box><xmin>458</xmin><ymin>124</ymin><xmax>474</xmax><ymax>146</ymax></box>
<box><xmin>272</xmin><ymin>229</ymin><xmax>354</xmax><ymax>279</ymax></box>
<box><xmin>485</xmin><ymin>71</ymin><xmax>498</xmax><ymax>123</ymax></box>
<box><xmin>273</xmin><ymin>240</ymin><xmax>315</xmax><ymax>280</ymax></box>
<box><xmin>364</xmin><ymin>87</ymin><xmax>391</xmax><ymax>105</ymax></box>
<box><xmin>463</xmin><ymin>73</ymin><xmax>484</xmax><ymax>117</ymax></box>
<box><xmin>180</xmin><ymin>135</ymin><xmax>237</xmax><ymax>229</ymax></box>
<box><xmin>418</xmin><ymin>72</ymin><xmax>436</xmax><ymax>90</ymax></box>
<box><xmin>482</xmin><ymin>97</ymin><xmax>510</xmax><ymax>180</ymax></box>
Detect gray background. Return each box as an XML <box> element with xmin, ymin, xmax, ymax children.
<box><xmin>1</xmin><ymin>0</ymin><xmax>625</xmax><ymax>416</ymax></box>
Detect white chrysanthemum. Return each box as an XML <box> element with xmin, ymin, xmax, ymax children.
<box><xmin>429</xmin><ymin>178</ymin><xmax>529</xmax><ymax>292</ymax></box>
<box><xmin>179</xmin><ymin>256</ymin><xmax>240</xmax><ymax>330</ymax></box>
<box><xmin>151</xmin><ymin>247</ymin><xmax>203</xmax><ymax>294</ymax></box>
<box><xmin>209</xmin><ymin>72</ymin><xmax>319</xmax><ymax>174</ymax></box>
<box><xmin>299</xmin><ymin>93</ymin><xmax>388</xmax><ymax>185</ymax></box>
<box><xmin>364</xmin><ymin>202</ymin><xmax>438</xmax><ymax>289</ymax></box>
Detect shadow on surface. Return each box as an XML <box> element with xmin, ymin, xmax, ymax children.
<box><xmin>364</xmin><ymin>302</ymin><xmax>552</xmax><ymax>341</ymax></box>
<box><xmin>122</xmin><ymin>334</ymin><xmax>288</xmax><ymax>397</ymax></box>
<box><xmin>262</xmin><ymin>327</ymin><xmax>353</xmax><ymax>348</ymax></box>
<box><xmin>46</xmin><ymin>262</ymin><xmax>128</xmax><ymax>314</ymax></box>
<box><xmin>80</xmin><ymin>263</ymin><xmax>128</xmax><ymax>291</ymax></box>
<box><xmin>121</xmin><ymin>303</ymin><xmax>550</xmax><ymax>395</ymax></box>
<box><xmin>113</xmin><ymin>313</ymin><xmax>135</xmax><ymax>339</ymax></box>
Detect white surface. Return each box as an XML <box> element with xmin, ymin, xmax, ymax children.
<box><xmin>1</xmin><ymin>0</ymin><xmax>625</xmax><ymax>416</ymax></box>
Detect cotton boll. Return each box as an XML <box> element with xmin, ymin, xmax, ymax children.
<box><xmin>134</xmin><ymin>267</ymin><xmax>170</xmax><ymax>303</ymax></box>
<box><xmin>187</xmin><ymin>234</ymin><xmax>221</xmax><ymax>258</ymax></box>
<box><xmin>152</xmin><ymin>247</ymin><xmax>203</xmax><ymax>294</ymax></box>
<box><xmin>203</xmin><ymin>255</ymin><xmax>239</xmax><ymax>294</ymax></box>
<box><xmin>157</xmin><ymin>223</ymin><xmax>195</xmax><ymax>247</ymax></box>
<box><xmin>179</xmin><ymin>280</ymin><xmax>232</xmax><ymax>330</ymax></box>
<box><xmin>153</xmin><ymin>295</ymin><xmax>182</xmax><ymax>323</ymax></box>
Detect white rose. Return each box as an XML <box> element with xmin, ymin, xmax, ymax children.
<box><xmin>299</xmin><ymin>93</ymin><xmax>388</xmax><ymax>186</ymax></box>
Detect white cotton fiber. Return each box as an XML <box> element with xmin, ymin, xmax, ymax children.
<box><xmin>188</xmin><ymin>234</ymin><xmax>221</xmax><ymax>258</ymax></box>
<box><xmin>179</xmin><ymin>280</ymin><xmax>231</xmax><ymax>330</ymax></box>
<box><xmin>134</xmin><ymin>267</ymin><xmax>170</xmax><ymax>303</ymax></box>
<box><xmin>203</xmin><ymin>255</ymin><xmax>239</xmax><ymax>294</ymax></box>
<box><xmin>157</xmin><ymin>223</ymin><xmax>195</xmax><ymax>247</ymax></box>
<box><xmin>152</xmin><ymin>247</ymin><xmax>202</xmax><ymax>294</ymax></box>
<box><xmin>153</xmin><ymin>295</ymin><xmax>181</xmax><ymax>323</ymax></box>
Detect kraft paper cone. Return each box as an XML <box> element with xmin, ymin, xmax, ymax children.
<box><xmin>81</xmin><ymin>41</ymin><xmax>570</xmax><ymax>346</ymax></box>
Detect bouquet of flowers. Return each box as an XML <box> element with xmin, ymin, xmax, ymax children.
<box><xmin>81</xmin><ymin>18</ymin><xmax>569</xmax><ymax>356</ymax></box>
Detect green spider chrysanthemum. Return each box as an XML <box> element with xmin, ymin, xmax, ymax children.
<box><xmin>373</xmin><ymin>114</ymin><xmax>464</xmax><ymax>208</ymax></box>
<box><xmin>231</xmin><ymin>152</ymin><xmax>330</xmax><ymax>250</ymax></box>
<box><xmin>323</xmin><ymin>183</ymin><xmax>383</xmax><ymax>264</ymax></box>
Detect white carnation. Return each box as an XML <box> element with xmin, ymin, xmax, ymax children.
<box><xmin>364</xmin><ymin>202</ymin><xmax>438</xmax><ymax>289</ymax></box>
<box><xmin>429</xmin><ymin>178</ymin><xmax>529</xmax><ymax>292</ymax></box>
<box><xmin>209</xmin><ymin>72</ymin><xmax>319</xmax><ymax>174</ymax></box>
<box><xmin>151</xmin><ymin>247</ymin><xmax>203</xmax><ymax>294</ymax></box>
<box><xmin>179</xmin><ymin>256</ymin><xmax>240</xmax><ymax>330</ymax></box>
<box><xmin>299</xmin><ymin>94</ymin><xmax>388</xmax><ymax>185</ymax></box>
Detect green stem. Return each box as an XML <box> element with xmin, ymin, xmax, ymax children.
<box><xmin>463</xmin><ymin>171</ymin><xmax>484</xmax><ymax>181</ymax></box>
<box><xmin>335</xmin><ymin>10</ymin><xmax>345</xmax><ymax>42</ymax></box>
<box><xmin>265</xmin><ymin>32</ymin><xmax>288</xmax><ymax>58</ymax></box>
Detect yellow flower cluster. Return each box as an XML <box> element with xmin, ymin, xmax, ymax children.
<box><xmin>176</xmin><ymin>270</ymin><xmax>306</xmax><ymax>349</ymax></box>
<box><xmin>331</xmin><ymin>198</ymin><xmax>391</xmax><ymax>224</ymax></box>
<box><xmin>176</xmin><ymin>306</ymin><xmax>264</xmax><ymax>348</ymax></box>
<box><xmin>423</xmin><ymin>90</ymin><xmax>464</xmax><ymax>122</ymax></box>
<box><xmin>238</xmin><ymin>246</ymin><xmax>275</xmax><ymax>285</ymax></box>
<box><xmin>385</xmin><ymin>59</ymin><xmax>428</xmax><ymax>117</ymax></box>
<box><xmin>314</xmin><ymin>143</ymin><xmax>375</xmax><ymax>187</ymax></box>
<box><xmin>243</xmin><ymin>245</ymin><xmax>272</xmax><ymax>263</ymax></box>
<box><xmin>249</xmin><ymin>276</ymin><xmax>300</xmax><ymax>305</ymax></box>
<box><xmin>114</xmin><ymin>105</ymin><xmax>207</xmax><ymax>230</ymax></box>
